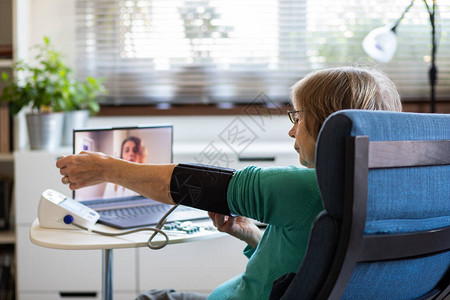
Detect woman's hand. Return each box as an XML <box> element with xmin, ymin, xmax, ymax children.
<box><xmin>208</xmin><ymin>212</ymin><xmax>262</xmax><ymax>248</ymax></box>
<box><xmin>56</xmin><ymin>151</ymin><xmax>111</xmax><ymax>190</ymax></box>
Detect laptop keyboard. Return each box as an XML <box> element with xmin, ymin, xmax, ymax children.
<box><xmin>81</xmin><ymin>197</ymin><xmax>209</xmax><ymax>228</ymax></box>
<box><xmin>99</xmin><ymin>204</ymin><xmax>172</xmax><ymax>220</ymax></box>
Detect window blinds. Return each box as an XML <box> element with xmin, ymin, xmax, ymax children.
<box><xmin>75</xmin><ymin>0</ymin><xmax>450</xmax><ymax>105</ymax></box>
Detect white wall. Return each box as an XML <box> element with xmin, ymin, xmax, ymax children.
<box><xmin>18</xmin><ymin>0</ymin><xmax>76</xmax><ymax>66</ymax></box>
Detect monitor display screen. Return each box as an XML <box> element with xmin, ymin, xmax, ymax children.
<box><xmin>72</xmin><ymin>125</ymin><xmax>173</xmax><ymax>201</ymax></box>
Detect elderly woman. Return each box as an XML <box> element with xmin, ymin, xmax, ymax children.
<box><xmin>56</xmin><ymin>66</ymin><xmax>402</xmax><ymax>300</ymax></box>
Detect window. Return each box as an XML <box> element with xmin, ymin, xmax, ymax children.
<box><xmin>76</xmin><ymin>0</ymin><xmax>450</xmax><ymax>106</ymax></box>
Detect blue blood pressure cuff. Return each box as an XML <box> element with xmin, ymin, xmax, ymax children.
<box><xmin>170</xmin><ymin>163</ymin><xmax>236</xmax><ymax>216</ymax></box>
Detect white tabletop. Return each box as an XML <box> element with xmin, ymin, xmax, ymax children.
<box><xmin>30</xmin><ymin>219</ymin><xmax>225</xmax><ymax>250</ymax></box>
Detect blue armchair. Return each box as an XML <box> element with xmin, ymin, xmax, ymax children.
<box><xmin>270</xmin><ymin>110</ymin><xmax>450</xmax><ymax>300</ymax></box>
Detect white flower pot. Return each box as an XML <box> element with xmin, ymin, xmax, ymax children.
<box><xmin>62</xmin><ymin>110</ymin><xmax>90</xmax><ymax>146</ymax></box>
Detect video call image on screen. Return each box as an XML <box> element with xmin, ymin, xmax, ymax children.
<box><xmin>73</xmin><ymin>126</ymin><xmax>173</xmax><ymax>201</ymax></box>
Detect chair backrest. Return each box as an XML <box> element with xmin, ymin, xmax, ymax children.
<box><xmin>272</xmin><ymin>110</ymin><xmax>450</xmax><ymax>300</ymax></box>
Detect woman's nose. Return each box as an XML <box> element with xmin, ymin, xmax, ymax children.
<box><xmin>288</xmin><ymin>124</ymin><xmax>296</xmax><ymax>138</ymax></box>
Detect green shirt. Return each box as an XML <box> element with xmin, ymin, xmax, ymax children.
<box><xmin>208</xmin><ymin>166</ymin><xmax>323</xmax><ymax>300</ymax></box>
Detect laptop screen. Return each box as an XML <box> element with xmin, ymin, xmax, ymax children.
<box><xmin>72</xmin><ymin>125</ymin><xmax>173</xmax><ymax>202</ymax></box>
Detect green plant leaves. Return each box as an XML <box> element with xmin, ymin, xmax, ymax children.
<box><xmin>0</xmin><ymin>36</ymin><xmax>106</xmax><ymax>115</ymax></box>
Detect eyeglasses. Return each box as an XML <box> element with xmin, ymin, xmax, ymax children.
<box><xmin>287</xmin><ymin>110</ymin><xmax>304</xmax><ymax>124</ymax></box>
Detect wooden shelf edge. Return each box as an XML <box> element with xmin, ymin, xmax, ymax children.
<box><xmin>0</xmin><ymin>153</ymin><xmax>14</xmax><ymax>162</ymax></box>
<box><xmin>0</xmin><ymin>230</ymin><xmax>15</xmax><ymax>244</ymax></box>
<box><xmin>0</xmin><ymin>59</ymin><xmax>13</xmax><ymax>68</ymax></box>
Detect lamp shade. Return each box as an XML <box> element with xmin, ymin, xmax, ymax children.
<box><xmin>362</xmin><ymin>26</ymin><xmax>398</xmax><ymax>63</ymax></box>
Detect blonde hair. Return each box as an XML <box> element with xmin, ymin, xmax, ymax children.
<box><xmin>291</xmin><ymin>66</ymin><xmax>402</xmax><ymax>139</ymax></box>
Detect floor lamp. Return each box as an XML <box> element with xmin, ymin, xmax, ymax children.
<box><xmin>362</xmin><ymin>0</ymin><xmax>438</xmax><ymax>113</ymax></box>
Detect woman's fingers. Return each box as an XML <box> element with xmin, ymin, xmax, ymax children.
<box><xmin>56</xmin><ymin>152</ymin><xmax>106</xmax><ymax>190</ymax></box>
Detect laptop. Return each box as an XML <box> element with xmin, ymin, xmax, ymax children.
<box><xmin>73</xmin><ymin>125</ymin><xmax>209</xmax><ymax>229</ymax></box>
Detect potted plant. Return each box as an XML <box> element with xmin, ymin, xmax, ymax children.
<box><xmin>60</xmin><ymin>74</ymin><xmax>106</xmax><ymax>146</ymax></box>
<box><xmin>0</xmin><ymin>37</ymin><xmax>105</xmax><ymax>150</ymax></box>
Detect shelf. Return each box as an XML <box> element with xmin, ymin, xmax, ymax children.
<box><xmin>0</xmin><ymin>230</ymin><xmax>15</xmax><ymax>244</ymax></box>
<box><xmin>0</xmin><ymin>59</ymin><xmax>13</xmax><ymax>68</ymax></box>
<box><xmin>0</xmin><ymin>153</ymin><xmax>14</xmax><ymax>162</ymax></box>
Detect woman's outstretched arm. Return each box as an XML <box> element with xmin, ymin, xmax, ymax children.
<box><xmin>56</xmin><ymin>151</ymin><xmax>177</xmax><ymax>205</ymax></box>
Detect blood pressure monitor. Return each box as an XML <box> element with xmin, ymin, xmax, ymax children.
<box><xmin>38</xmin><ymin>189</ymin><xmax>100</xmax><ymax>229</ymax></box>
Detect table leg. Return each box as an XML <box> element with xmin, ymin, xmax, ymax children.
<box><xmin>102</xmin><ymin>249</ymin><xmax>113</xmax><ymax>300</ymax></box>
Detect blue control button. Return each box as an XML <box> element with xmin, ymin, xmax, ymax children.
<box><xmin>63</xmin><ymin>215</ymin><xmax>74</xmax><ymax>224</ymax></box>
